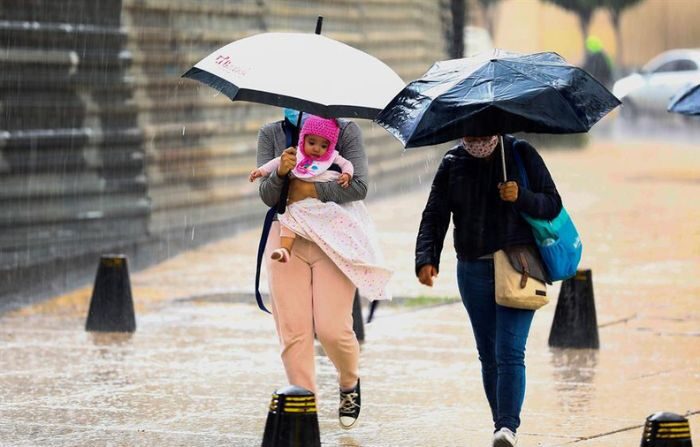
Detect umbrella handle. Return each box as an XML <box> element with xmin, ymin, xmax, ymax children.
<box><xmin>500</xmin><ymin>135</ymin><xmax>507</xmax><ymax>183</ymax></box>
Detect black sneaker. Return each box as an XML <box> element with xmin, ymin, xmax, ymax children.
<box><xmin>338</xmin><ymin>378</ymin><xmax>361</xmax><ymax>429</ymax></box>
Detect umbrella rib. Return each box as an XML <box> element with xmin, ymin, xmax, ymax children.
<box><xmin>403</xmin><ymin>94</ymin><xmax>436</xmax><ymax>145</ymax></box>
<box><xmin>495</xmin><ymin>60</ymin><xmax>589</xmax><ymax>131</ymax></box>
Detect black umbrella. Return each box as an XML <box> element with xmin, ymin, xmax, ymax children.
<box><xmin>375</xmin><ymin>50</ymin><xmax>621</xmax><ymax>149</ymax></box>
<box><xmin>668</xmin><ymin>83</ymin><xmax>700</xmax><ymax>116</ymax></box>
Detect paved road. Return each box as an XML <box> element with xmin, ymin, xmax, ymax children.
<box><xmin>1</xmin><ymin>136</ymin><xmax>699</xmax><ymax>446</ymax></box>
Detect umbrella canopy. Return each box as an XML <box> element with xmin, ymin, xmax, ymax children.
<box><xmin>182</xmin><ymin>32</ymin><xmax>405</xmax><ymax>119</ymax></box>
<box><xmin>375</xmin><ymin>50</ymin><xmax>621</xmax><ymax>148</ymax></box>
<box><xmin>668</xmin><ymin>83</ymin><xmax>700</xmax><ymax>116</ymax></box>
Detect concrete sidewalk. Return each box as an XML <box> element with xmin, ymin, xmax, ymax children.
<box><xmin>1</xmin><ymin>137</ymin><xmax>699</xmax><ymax>446</ymax></box>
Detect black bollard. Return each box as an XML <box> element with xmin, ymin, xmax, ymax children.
<box><xmin>352</xmin><ymin>291</ymin><xmax>365</xmax><ymax>343</ymax></box>
<box><xmin>85</xmin><ymin>255</ymin><xmax>136</xmax><ymax>332</ymax></box>
<box><xmin>640</xmin><ymin>412</ymin><xmax>693</xmax><ymax>447</ymax></box>
<box><xmin>262</xmin><ymin>385</ymin><xmax>320</xmax><ymax>447</ymax></box>
<box><xmin>548</xmin><ymin>269</ymin><xmax>599</xmax><ymax>349</ymax></box>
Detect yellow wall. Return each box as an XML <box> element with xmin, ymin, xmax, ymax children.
<box><xmin>621</xmin><ymin>0</ymin><xmax>700</xmax><ymax>66</ymax></box>
<box><xmin>489</xmin><ymin>0</ymin><xmax>700</xmax><ymax>68</ymax></box>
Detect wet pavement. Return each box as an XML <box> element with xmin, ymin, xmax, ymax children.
<box><xmin>1</xmin><ymin>135</ymin><xmax>699</xmax><ymax>446</ymax></box>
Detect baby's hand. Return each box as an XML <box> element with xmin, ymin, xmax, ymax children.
<box><xmin>337</xmin><ymin>173</ymin><xmax>352</xmax><ymax>188</ymax></box>
<box><xmin>249</xmin><ymin>169</ymin><xmax>263</xmax><ymax>182</ymax></box>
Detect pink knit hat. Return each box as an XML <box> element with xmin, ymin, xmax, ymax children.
<box><xmin>294</xmin><ymin>116</ymin><xmax>340</xmax><ymax>177</ymax></box>
<box><xmin>298</xmin><ymin>116</ymin><xmax>340</xmax><ymax>159</ymax></box>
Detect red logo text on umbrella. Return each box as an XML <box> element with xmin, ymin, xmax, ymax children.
<box><xmin>214</xmin><ymin>55</ymin><xmax>249</xmax><ymax>77</ymax></box>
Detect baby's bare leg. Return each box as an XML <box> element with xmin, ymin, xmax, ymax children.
<box><xmin>271</xmin><ymin>226</ymin><xmax>296</xmax><ymax>262</ymax></box>
<box><xmin>279</xmin><ymin>235</ymin><xmax>295</xmax><ymax>253</ymax></box>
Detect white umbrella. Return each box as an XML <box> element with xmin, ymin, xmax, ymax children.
<box><xmin>183</xmin><ymin>32</ymin><xmax>405</xmax><ymax>119</ymax></box>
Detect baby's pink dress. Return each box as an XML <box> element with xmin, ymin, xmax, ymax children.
<box><xmin>257</xmin><ymin>151</ymin><xmax>392</xmax><ymax>301</ymax></box>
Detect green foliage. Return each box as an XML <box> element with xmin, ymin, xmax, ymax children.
<box><xmin>542</xmin><ymin>0</ymin><xmax>644</xmax><ymax>20</ymax></box>
<box><xmin>602</xmin><ymin>0</ymin><xmax>645</xmax><ymax>14</ymax></box>
<box><xmin>541</xmin><ymin>0</ymin><xmax>645</xmax><ymax>21</ymax></box>
<box><xmin>541</xmin><ymin>0</ymin><xmax>603</xmax><ymax>14</ymax></box>
<box><xmin>602</xmin><ymin>0</ymin><xmax>645</xmax><ymax>28</ymax></box>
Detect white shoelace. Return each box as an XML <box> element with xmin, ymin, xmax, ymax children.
<box><xmin>339</xmin><ymin>392</ymin><xmax>359</xmax><ymax>413</ymax></box>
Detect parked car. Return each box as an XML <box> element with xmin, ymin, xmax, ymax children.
<box><xmin>612</xmin><ymin>49</ymin><xmax>700</xmax><ymax>118</ymax></box>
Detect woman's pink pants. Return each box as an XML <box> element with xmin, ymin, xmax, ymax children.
<box><xmin>265</xmin><ymin>221</ymin><xmax>360</xmax><ymax>394</ymax></box>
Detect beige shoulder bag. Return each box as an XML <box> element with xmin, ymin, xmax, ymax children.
<box><xmin>494</xmin><ymin>245</ymin><xmax>549</xmax><ymax>310</ymax></box>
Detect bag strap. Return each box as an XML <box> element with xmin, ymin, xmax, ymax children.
<box><xmin>253</xmin><ymin>121</ymin><xmax>298</xmax><ymax>314</ymax></box>
<box><xmin>518</xmin><ymin>251</ymin><xmax>530</xmax><ymax>288</ymax></box>
<box><xmin>511</xmin><ymin>140</ymin><xmax>530</xmax><ymax>189</ymax></box>
<box><xmin>276</xmin><ymin>121</ymin><xmax>298</xmax><ymax>215</ymax></box>
<box><xmin>283</xmin><ymin>119</ymin><xmax>295</xmax><ymax>148</ymax></box>
<box><xmin>253</xmin><ymin>206</ymin><xmax>276</xmax><ymax>314</ymax></box>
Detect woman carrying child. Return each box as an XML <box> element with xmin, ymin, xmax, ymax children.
<box><xmin>253</xmin><ymin>111</ymin><xmax>391</xmax><ymax>429</ymax></box>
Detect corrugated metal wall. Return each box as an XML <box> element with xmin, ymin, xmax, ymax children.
<box><xmin>0</xmin><ymin>0</ymin><xmax>447</xmax><ymax>304</ymax></box>
<box><xmin>0</xmin><ymin>0</ymin><xmax>152</xmax><ymax>301</ymax></box>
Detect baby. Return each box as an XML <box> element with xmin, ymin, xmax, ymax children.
<box><xmin>250</xmin><ymin>116</ymin><xmax>354</xmax><ymax>262</ymax></box>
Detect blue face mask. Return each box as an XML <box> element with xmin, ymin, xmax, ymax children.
<box><xmin>284</xmin><ymin>108</ymin><xmax>301</xmax><ymax>126</ymax></box>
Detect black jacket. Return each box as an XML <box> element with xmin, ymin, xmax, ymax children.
<box><xmin>415</xmin><ymin>135</ymin><xmax>562</xmax><ymax>274</ymax></box>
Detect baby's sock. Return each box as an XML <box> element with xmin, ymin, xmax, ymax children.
<box><xmin>271</xmin><ymin>248</ymin><xmax>290</xmax><ymax>263</ymax></box>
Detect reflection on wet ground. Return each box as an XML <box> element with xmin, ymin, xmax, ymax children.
<box><xmin>551</xmin><ymin>348</ymin><xmax>599</xmax><ymax>412</ymax></box>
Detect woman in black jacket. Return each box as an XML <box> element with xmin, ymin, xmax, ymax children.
<box><xmin>415</xmin><ymin>134</ymin><xmax>561</xmax><ymax>447</ymax></box>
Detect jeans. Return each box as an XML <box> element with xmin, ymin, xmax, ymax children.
<box><xmin>457</xmin><ymin>258</ymin><xmax>534</xmax><ymax>433</ymax></box>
